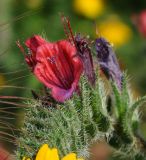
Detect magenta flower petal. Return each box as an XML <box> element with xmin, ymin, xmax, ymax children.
<box><xmin>51</xmin><ymin>83</ymin><xmax>77</xmax><ymax>102</ymax></box>
<box><xmin>25</xmin><ymin>35</ymin><xmax>47</xmax><ymax>53</ymax></box>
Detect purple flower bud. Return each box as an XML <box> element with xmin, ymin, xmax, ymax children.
<box><xmin>75</xmin><ymin>34</ymin><xmax>96</xmax><ymax>86</ymax></box>
<box><xmin>95</xmin><ymin>37</ymin><xmax>123</xmax><ymax>89</ymax></box>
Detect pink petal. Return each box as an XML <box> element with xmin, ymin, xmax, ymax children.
<box><xmin>72</xmin><ymin>56</ymin><xmax>83</xmax><ymax>85</ymax></box>
<box><xmin>33</xmin><ymin>40</ymin><xmax>83</xmax><ymax>102</ymax></box>
<box><xmin>51</xmin><ymin>82</ymin><xmax>77</xmax><ymax>102</ymax></box>
<box><xmin>34</xmin><ymin>62</ymin><xmax>63</xmax><ymax>88</ymax></box>
<box><xmin>25</xmin><ymin>35</ymin><xmax>47</xmax><ymax>53</ymax></box>
<box><xmin>34</xmin><ymin>63</ymin><xmax>77</xmax><ymax>102</ymax></box>
<box><xmin>35</xmin><ymin>43</ymin><xmax>65</xmax><ymax>87</ymax></box>
<box><xmin>57</xmin><ymin>40</ymin><xmax>77</xmax><ymax>59</ymax></box>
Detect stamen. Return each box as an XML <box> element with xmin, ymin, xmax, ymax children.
<box><xmin>65</xmin><ymin>17</ymin><xmax>77</xmax><ymax>47</ymax></box>
<box><xmin>47</xmin><ymin>56</ymin><xmax>56</xmax><ymax>64</ymax></box>
<box><xmin>60</xmin><ymin>14</ymin><xmax>77</xmax><ymax>47</ymax></box>
<box><xmin>60</xmin><ymin>13</ymin><xmax>71</xmax><ymax>42</ymax></box>
<box><xmin>16</xmin><ymin>40</ymin><xmax>26</xmax><ymax>56</ymax></box>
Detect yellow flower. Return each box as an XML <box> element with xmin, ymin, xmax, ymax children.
<box><xmin>25</xmin><ymin>0</ymin><xmax>44</xmax><ymax>9</ymax></box>
<box><xmin>0</xmin><ymin>75</ymin><xmax>5</xmax><ymax>86</ymax></box>
<box><xmin>98</xmin><ymin>16</ymin><xmax>132</xmax><ymax>46</ymax></box>
<box><xmin>22</xmin><ymin>144</ymin><xmax>83</xmax><ymax>160</ymax></box>
<box><xmin>73</xmin><ymin>0</ymin><xmax>105</xmax><ymax>19</ymax></box>
<box><xmin>22</xmin><ymin>157</ymin><xmax>31</xmax><ymax>160</ymax></box>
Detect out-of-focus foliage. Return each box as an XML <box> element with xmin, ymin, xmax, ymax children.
<box><xmin>106</xmin><ymin>0</ymin><xmax>146</xmax><ymax>14</ymax></box>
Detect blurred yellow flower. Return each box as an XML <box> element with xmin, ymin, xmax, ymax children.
<box><xmin>73</xmin><ymin>0</ymin><xmax>105</xmax><ymax>19</ymax></box>
<box><xmin>22</xmin><ymin>144</ymin><xmax>83</xmax><ymax>160</ymax></box>
<box><xmin>98</xmin><ymin>17</ymin><xmax>132</xmax><ymax>46</ymax></box>
<box><xmin>0</xmin><ymin>75</ymin><xmax>5</xmax><ymax>86</ymax></box>
<box><xmin>25</xmin><ymin>0</ymin><xmax>44</xmax><ymax>9</ymax></box>
<box><xmin>23</xmin><ymin>157</ymin><xmax>31</xmax><ymax>160</ymax></box>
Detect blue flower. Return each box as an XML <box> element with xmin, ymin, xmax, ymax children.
<box><xmin>95</xmin><ymin>37</ymin><xmax>123</xmax><ymax>89</ymax></box>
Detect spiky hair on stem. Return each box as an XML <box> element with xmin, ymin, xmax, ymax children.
<box><xmin>16</xmin><ymin>70</ymin><xmax>146</xmax><ymax>160</ymax></box>
<box><xmin>13</xmin><ymin>15</ymin><xmax>146</xmax><ymax>160</ymax></box>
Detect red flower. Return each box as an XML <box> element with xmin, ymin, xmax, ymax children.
<box><xmin>25</xmin><ymin>35</ymin><xmax>47</xmax><ymax>70</ymax></box>
<box><xmin>132</xmin><ymin>10</ymin><xmax>146</xmax><ymax>38</ymax></box>
<box><xmin>138</xmin><ymin>10</ymin><xmax>146</xmax><ymax>37</ymax></box>
<box><xmin>0</xmin><ymin>147</ymin><xmax>10</xmax><ymax>160</ymax></box>
<box><xmin>18</xmin><ymin>35</ymin><xmax>83</xmax><ymax>102</ymax></box>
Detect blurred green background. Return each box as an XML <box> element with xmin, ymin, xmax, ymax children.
<box><xmin>0</xmin><ymin>0</ymin><xmax>146</xmax><ymax>154</ymax></box>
